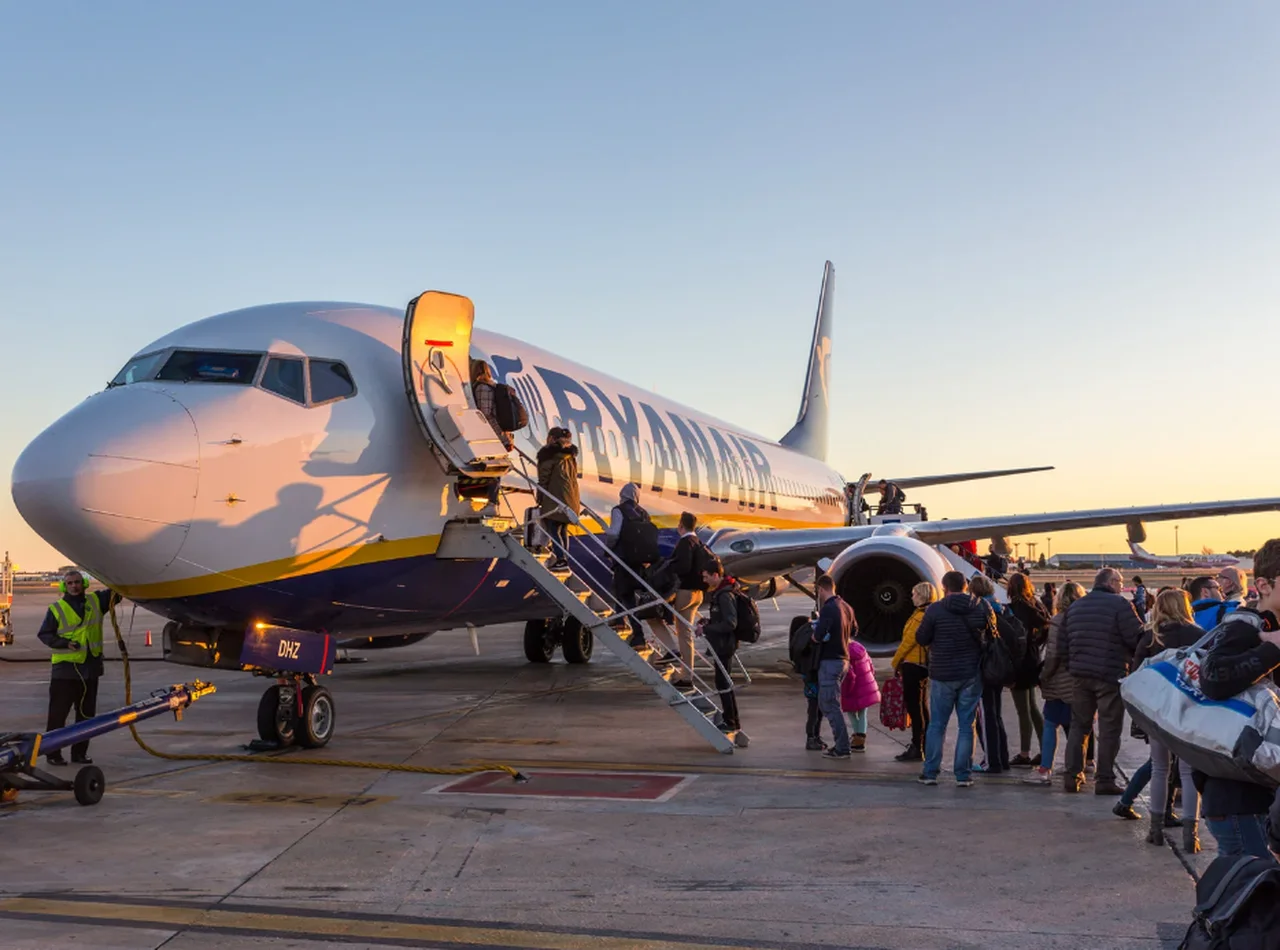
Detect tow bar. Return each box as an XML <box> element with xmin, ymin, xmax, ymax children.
<box><xmin>0</xmin><ymin>681</ymin><xmax>215</xmax><ymax>806</ymax></box>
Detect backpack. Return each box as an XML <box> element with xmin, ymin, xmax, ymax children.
<box><xmin>689</xmin><ymin>537</ymin><xmax>717</xmax><ymax>586</ymax></box>
<box><xmin>788</xmin><ymin>616</ymin><xmax>815</xmax><ymax>674</ymax></box>
<box><xmin>492</xmin><ymin>383</ymin><xmax>528</xmax><ymax>431</ymax></box>
<box><xmin>1179</xmin><ymin>855</ymin><xmax>1280</xmax><ymax>950</ymax></box>
<box><xmin>879</xmin><ymin>673</ymin><xmax>908</xmax><ymax>731</ymax></box>
<box><xmin>995</xmin><ymin>606</ymin><xmax>1029</xmax><ymax>673</ymax></box>
<box><xmin>733</xmin><ymin>589</ymin><xmax>761</xmax><ymax>643</ymax></box>
<box><xmin>614</xmin><ymin>506</ymin><xmax>660</xmax><ymax>567</ymax></box>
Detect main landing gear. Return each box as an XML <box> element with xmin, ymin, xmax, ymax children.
<box><xmin>254</xmin><ymin>673</ymin><xmax>336</xmax><ymax>750</ymax></box>
<box><xmin>523</xmin><ymin>616</ymin><xmax>593</xmax><ymax>665</ymax></box>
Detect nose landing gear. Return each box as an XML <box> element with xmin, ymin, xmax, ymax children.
<box><xmin>253</xmin><ymin>674</ymin><xmax>336</xmax><ymax>750</ymax></box>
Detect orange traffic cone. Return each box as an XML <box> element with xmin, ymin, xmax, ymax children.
<box><xmin>145</xmin><ymin>630</ymin><xmax>152</xmax><ymax>647</ymax></box>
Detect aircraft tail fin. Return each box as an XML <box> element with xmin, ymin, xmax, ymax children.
<box><xmin>780</xmin><ymin>261</ymin><xmax>834</xmax><ymax>461</ymax></box>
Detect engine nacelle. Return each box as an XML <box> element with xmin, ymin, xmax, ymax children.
<box><xmin>827</xmin><ymin>532</ymin><xmax>951</xmax><ymax>656</ymax></box>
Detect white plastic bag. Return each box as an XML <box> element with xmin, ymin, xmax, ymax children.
<box><xmin>1121</xmin><ymin>615</ymin><xmax>1280</xmax><ymax>789</ymax></box>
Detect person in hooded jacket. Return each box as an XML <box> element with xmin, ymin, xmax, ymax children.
<box><xmin>1133</xmin><ymin>588</ymin><xmax>1207</xmax><ymax>851</ymax></box>
<box><xmin>841</xmin><ymin>635</ymin><xmax>881</xmax><ymax>753</ymax></box>
<box><xmin>1007</xmin><ymin>573</ymin><xmax>1051</xmax><ymax>767</ymax></box>
<box><xmin>1023</xmin><ymin>582</ymin><xmax>1085</xmax><ymax>785</ymax></box>
<box><xmin>969</xmin><ymin>574</ymin><xmax>1011</xmax><ymax>774</ymax></box>
<box><xmin>536</xmin><ymin>428</ymin><xmax>580</xmax><ymax>569</ymax></box>
<box><xmin>891</xmin><ymin>582</ymin><xmax>937</xmax><ymax>762</ymax></box>
<box><xmin>668</xmin><ymin>512</ymin><xmax>712</xmax><ymax>676</ymax></box>
<box><xmin>915</xmin><ymin>571</ymin><xmax>995</xmax><ymax>787</ymax></box>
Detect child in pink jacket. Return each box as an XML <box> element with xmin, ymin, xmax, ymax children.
<box><xmin>840</xmin><ymin>639</ymin><xmax>881</xmax><ymax>752</ymax></box>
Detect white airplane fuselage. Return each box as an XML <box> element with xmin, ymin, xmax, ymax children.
<box><xmin>13</xmin><ymin>303</ymin><xmax>847</xmax><ymax>638</ymax></box>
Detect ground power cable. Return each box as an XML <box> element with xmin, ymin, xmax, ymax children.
<box><xmin>107</xmin><ymin>601</ymin><xmax>527</xmax><ymax>783</ymax></box>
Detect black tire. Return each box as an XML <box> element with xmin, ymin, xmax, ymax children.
<box><xmin>299</xmin><ymin>685</ymin><xmax>336</xmax><ymax>749</ymax></box>
<box><xmin>73</xmin><ymin>765</ymin><xmax>105</xmax><ymax>806</ymax></box>
<box><xmin>256</xmin><ymin>685</ymin><xmax>297</xmax><ymax>746</ymax></box>
<box><xmin>523</xmin><ymin>619</ymin><xmax>557</xmax><ymax>663</ymax></box>
<box><xmin>561</xmin><ymin>617</ymin><xmax>593</xmax><ymax>664</ymax></box>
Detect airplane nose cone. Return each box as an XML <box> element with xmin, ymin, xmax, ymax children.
<box><xmin>12</xmin><ymin>387</ymin><xmax>199</xmax><ymax>586</ymax></box>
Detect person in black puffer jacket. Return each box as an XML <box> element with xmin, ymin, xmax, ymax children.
<box><xmin>1196</xmin><ymin>538</ymin><xmax>1280</xmax><ymax>859</ymax></box>
<box><xmin>1007</xmin><ymin>572</ymin><xmax>1051</xmax><ymax>768</ymax></box>
<box><xmin>1061</xmin><ymin>567</ymin><xmax>1145</xmax><ymax>794</ymax></box>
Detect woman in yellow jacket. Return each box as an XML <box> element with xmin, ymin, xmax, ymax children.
<box><xmin>891</xmin><ymin>582</ymin><xmax>939</xmax><ymax>762</ymax></box>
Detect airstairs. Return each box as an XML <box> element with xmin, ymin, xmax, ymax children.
<box><xmin>435</xmin><ymin>467</ymin><xmax>749</xmax><ymax>754</ymax></box>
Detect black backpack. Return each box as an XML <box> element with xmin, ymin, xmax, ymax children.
<box><xmin>492</xmin><ymin>383</ymin><xmax>528</xmax><ymax>431</ymax></box>
<box><xmin>688</xmin><ymin>537</ymin><xmax>717</xmax><ymax>587</ymax></box>
<box><xmin>995</xmin><ymin>606</ymin><xmax>1028</xmax><ymax>673</ymax></box>
<box><xmin>615</xmin><ymin>507</ymin><xmax>660</xmax><ymax>568</ymax></box>
<box><xmin>733</xmin><ymin>589</ymin><xmax>761</xmax><ymax>643</ymax></box>
<box><xmin>1180</xmin><ymin>855</ymin><xmax>1280</xmax><ymax>950</ymax></box>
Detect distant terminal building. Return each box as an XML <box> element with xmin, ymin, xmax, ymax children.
<box><xmin>1047</xmin><ymin>553</ymin><xmax>1144</xmax><ymax>571</ymax></box>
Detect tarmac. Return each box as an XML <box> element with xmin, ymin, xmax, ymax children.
<box><xmin>0</xmin><ymin>589</ymin><xmax>1210</xmax><ymax>949</ymax></box>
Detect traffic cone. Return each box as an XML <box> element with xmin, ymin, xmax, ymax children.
<box><xmin>145</xmin><ymin>630</ymin><xmax>152</xmax><ymax>647</ymax></box>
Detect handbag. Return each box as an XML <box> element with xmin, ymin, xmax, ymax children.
<box><xmin>1120</xmin><ymin>615</ymin><xmax>1280</xmax><ymax>789</ymax></box>
<box><xmin>879</xmin><ymin>673</ymin><xmax>908</xmax><ymax>731</ymax></box>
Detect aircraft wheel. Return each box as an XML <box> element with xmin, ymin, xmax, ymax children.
<box><xmin>257</xmin><ymin>685</ymin><xmax>297</xmax><ymax>746</ymax></box>
<box><xmin>523</xmin><ymin>619</ymin><xmax>557</xmax><ymax>663</ymax></box>
<box><xmin>299</xmin><ymin>686</ymin><xmax>336</xmax><ymax>749</ymax></box>
<box><xmin>561</xmin><ymin>617</ymin><xmax>593</xmax><ymax>665</ymax></box>
<box><xmin>73</xmin><ymin>765</ymin><xmax>105</xmax><ymax>806</ymax></box>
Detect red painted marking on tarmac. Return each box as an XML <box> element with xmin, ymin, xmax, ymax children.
<box><xmin>434</xmin><ymin>771</ymin><xmax>688</xmax><ymax>801</ymax></box>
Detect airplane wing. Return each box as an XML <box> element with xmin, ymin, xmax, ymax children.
<box><xmin>870</xmin><ymin>466</ymin><xmax>1054</xmax><ymax>492</ymax></box>
<box><xmin>712</xmin><ymin>496</ymin><xmax>1280</xmax><ymax>579</ymax></box>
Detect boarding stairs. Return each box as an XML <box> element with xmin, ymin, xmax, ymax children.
<box><xmin>435</xmin><ymin>463</ymin><xmax>748</xmax><ymax>754</ymax></box>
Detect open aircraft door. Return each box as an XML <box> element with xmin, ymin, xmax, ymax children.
<box><xmin>402</xmin><ymin>291</ymin><xmax>512</xmax><ymax>477</ymax></box>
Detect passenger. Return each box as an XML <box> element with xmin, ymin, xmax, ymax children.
<box><xmin>1217</xmin><ymin>565</ymin><xmax>1249</xmax><ymax>614</ymax></box>
<box><xmin>1132</xmin><ymin>588</ymin><xmax>1205</xmax><ymax>850</ymax></box>
<box><xmin>877</xmin><ymin>479</ymin><xmax>905</xmax><ymax>516</ymax></box>
<box><xmin>604</xmin><ymin>483</ymin><xmax>663</xmax><ymax>650</ymax></box>
<box><xmin>791</xmin><ymin>612</ymin><xmax>825</xmax><ymax>750</ymax></box>
<box><xmin>669</xmin><ymin>513</ymin><xmax>713</xmax><ymax>676</ymax></box>
<box><xmin>968</xmin><ymin>574</ymin><xmax>1010</xmax><ymax>774</ymax></box>
<box><xmin>810</xmin><ymin>574</ymin><xmax>857</xmax><ymax>759</ymax></box>
<box><xmin>984</xmin><ymin>545</ymin><xmax>1008</xmax><ymax>580</ymax></box>
<box><xmin>38</xmin><ymin>570</ymin><xmax>121</xmax><ymax>766</ymax></box>
<box><xmin>916</xmin><ymin>570</ymin><xmax>993</xmax><ymax>788</ymax></box>
<box><xmin>1188</xmin><ymin>574</ymin><xmax>1226</xmax><ymax>630</ymax></box>
<box><xmin>841</xmin><ymin>635</ymin><xmax>880</xmax><ymax>753</ymax></box>
<box><xmin>536</xmin><ymin>427</ymin><xmax>579</xmax><ymax>570</ymax></box>
<box><xmin>1006</xmin><ymin>573</ymin><xmax>1051</xmax><ymax>768</ymax></box>
<box><xmin>1061</xmin><ymin>567</ymin><xmax>1144</xmax><ymax>795</ymax></box>
<box><xmin>1194</xmin><ymin>538</ymin><xmax>1280</xmax><ymax>859</ymax></box>
<box><xmin>698</xmin><ymin>557</ymin><xmax>742</xmax><ymax>734</ymax></box>
<box><xmin>1023</xmin><ymin>581</ymin><xmax>1085</xmax><ymax>786</ymax></box>
<box><xmin>1131</xmin><ymin>576</ymin><xmax>1148</xmax><ymax>624</ymax></box>
<box><xmin>890</xmin><ymin>582</ymin><xmax>937</xmax><ymax>762</ymax></box>
<box><xmin>469</xmin><ymin>360</ymin><xmax>515</xmax><ymax>515</ymax></box>
<box><xmin>1040</xmin><ymin>581</ymin><xmax>1058</xmax><ymax>617</ymax></box>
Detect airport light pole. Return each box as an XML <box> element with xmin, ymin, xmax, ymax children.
<box><xmin>1175</xmin><ymin>525</ymin><xmax>1180</xmax><ymax>556</ymax></box>
<box><xmin>1047</xmin><ymin>537</ymin><xmax>1052</xmax><ymax>558</ymax></box>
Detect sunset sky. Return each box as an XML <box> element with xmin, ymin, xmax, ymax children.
<box><xmin>2</xmin><ymin>3</ymin><xmax>1278</xmax><ymax>569</ymax></box>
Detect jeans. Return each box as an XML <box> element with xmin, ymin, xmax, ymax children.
<box><xmin>1150</xmin><ymin>736</ymin><xmax>1198</xmax><ymax>826</ymax></box>
<box><xmin>1204</xmin><ymin>815</ymin><xmax>1275</xmax><ymax>859</ymax></box>
<box><xmin>818</xmin><ymin>659</ymin><xmax>850</xmax><ymax>753</ymax></box>
<box><xmin>1119</xmin><ymin>759</ymin><xmax>1152</xmax><ymax>807</ymax></box>
<box><xmin>981</xmin><ymin>685</ymin><xmax>1010</xmax><ymax>772</ymax></box>
<box><xmin>923</xmin><ymin>676</ymin><xmax>983</xmax><ymax>782</ymax></box>
<box><xmin>1066</xmin><ymin>677</ymin><xmax>1125</xmax><ymax>785</ymax></box>
<box><xmin>805</xmin><ymin>693</ymin><xmax>823</xmax><ymax>740</ymax></box>
<box><xmin>900</xmin><ymin>663</ymin><xmax>929</xmax><ymax>750</ymax></box>
<box><xmin>549</xmin><ymin>520</ymin><xmax>570</xmax><ymax>556</ymax></box>
<box><xmin>1011</xmin><ymin>687</ymin><xmax>1044</xmax><ymax>756</ymax></box>
<box><xmin>1040</xmin><ymin>700</ymin><xmax>1071</xmax><ymax>771</ymax></box>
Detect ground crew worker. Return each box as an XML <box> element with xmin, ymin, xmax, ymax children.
<box><xmin>37</xmin><ymin>570</ymin><xmax>120</xmax><ymax>765</ymax></box>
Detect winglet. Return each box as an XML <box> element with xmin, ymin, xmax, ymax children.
<box><xmin>780</xmin><ymin>261</ymin><xmax>834</xmax><ymax>461</ymax></box>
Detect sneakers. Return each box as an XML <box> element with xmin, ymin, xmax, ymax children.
<box><xmin>1094</xmin><ymin>781</ymin><xmax>1125</xmax><ymax>796</ymax></box>
<box><xmin>851</xmin><ymin>734</ymin><xmax>866</xmax><ymax>753</ymax></box>
<box><xmin>1112</xmin><ymin>802</ymin><xmax>1142</xmax><ymax>820</ymax></box>
<box><xmin>1022</xmin><ymin>768</ymin><xmax>1052</xmax><ymax>786</ymax></box>
<box><xmin>822</xmin><ymin>748</ymin><xmax>851</xmax><ymax>760</ymax></box>
<box><xmin>45</xmin><ymin>753</ymin><xmax>67</xmax><ymax>767</ymax></box>
<box><xmin>804</xmin><ymin>737</ymin><xmax>827</xmax><ymax>751</ymax></box>
<box><xmin>894</xmin><ymin>744</ymin><xmax>922</xmax><ymax>762</ymax></box>
<box><xmin>916</xmin><ymin>775</ymin><xmax>938</xmax><ymax>786</ymax></box>
<box><xmin>1063</xmin><ymin>776</ymin><xmax>1083</xmax><ymax>793</ymax></box>
<box><xmin>1030</xmin><ymin>753</ymin><xmax>1042</xmax><ymax>767</ymax></box>
<box><xmin>670</xmin><ymin>678</ymin><xmax>692</xmax><ymax>690</ymax></box>
<box><xmin>70</xmin><ymin>755</ymin><xmax>93</xmax><ymax>765</ymax></box>
<box><xmin>1010</xmin><ymin>754</ymin><xmax>1034</xmax><ymax>769</ymax></box>
<box><xmin>956</xmin><ymin>779</ymin><xmax>975</xmax><ymax>788</ymax></box>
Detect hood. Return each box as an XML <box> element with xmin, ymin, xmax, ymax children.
<box><xmin>942</xmin><ymin>592</ymin><xmax>976</xmax><ymax>614</ymax></box>
<box><xmin>620</xmin><ymin>482</ymin><xmax>640</xmax><ymax>504</ymax></box>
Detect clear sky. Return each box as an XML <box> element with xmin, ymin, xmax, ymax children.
<box><xmin>2</xmin><ymin>2</ymin><xmax>1278</xmax><ymax>569</ymax></box>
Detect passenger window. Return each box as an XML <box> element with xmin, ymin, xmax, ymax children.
<box><xmin>260</xmin><ymin>357</ymin><xmax>306</xmax><ymax>405</ymax></box>
<box><xmin>157</xmin><ymin>350</ymin><xmax>262</xmax><ymax>384</ymax></box>
<box><xmin>309</xmin><ymin>360</ymin><xmax>356</xmax><ymax>404</ymax></box>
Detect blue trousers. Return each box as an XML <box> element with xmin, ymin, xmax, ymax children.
<box><xmin>818</xmin><ymin>659</ymin><xmax>850</xmax><ymax>754</ymax></box>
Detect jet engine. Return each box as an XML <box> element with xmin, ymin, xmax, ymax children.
<box><xmin>827</xmin><ymin>527</ymin><xmax>951</xmax><ymax>656</ymax></box>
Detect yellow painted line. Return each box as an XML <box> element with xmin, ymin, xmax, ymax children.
<box><xmin>0</xmin><ymin>897</ymin><xmax>770</xmax><ymax>949</ymax></box>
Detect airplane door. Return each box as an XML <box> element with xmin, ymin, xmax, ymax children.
<box><xmin>402</xmin><ymin>291</ymin><xmax>511</xmax><ymax>477</ymax></box>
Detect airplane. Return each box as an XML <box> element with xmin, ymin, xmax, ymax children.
<box><xmin>1127</xmin><ymin>541</ymin><xmax>1241</xmax><ymax>570</ymax></box>
<box><xmin>12</xmin><ymin>262</ymin><xmax>1280</xmax><ymax>748</ymax></box>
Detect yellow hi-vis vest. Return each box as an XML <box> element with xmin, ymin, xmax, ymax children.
<box><xmin>49</xmin><ymin>595</ymin><xmax>104</xmax><ymax>666</ymax></box>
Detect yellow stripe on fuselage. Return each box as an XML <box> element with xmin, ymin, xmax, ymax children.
<box><xmin>116</xmin><ymin>511</ymin><xmax>834</xmax><ymax>602</ymax></box>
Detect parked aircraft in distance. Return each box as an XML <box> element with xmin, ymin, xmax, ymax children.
<box><xmin>1127</xmin><ymin>542</ymin><xmax>1241</xmax><ymax>570</ymax></box>
<box><xmin>13</xmin><ymin>262</ymin><xmax>1280</xmax><ymax>747</ymax></box>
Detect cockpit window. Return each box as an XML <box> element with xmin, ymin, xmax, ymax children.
<box><xmin>260</xmin><ymin>357</ymin><xmax>306</xmax><ymax>405</ymax></box>
<box><xmin>308</xmin><ymin>359</ymin><xmax>356</xmax><ymax>404</ymax></box>
<box><xmin>109</xmin><ymin>351</ymin><xmax>167</xmax><ymax>387</ymax></box>
<box><xmin>157</xmin><ymin>350</ymin><xmax>262</xmax><ymax>384</ymax></box>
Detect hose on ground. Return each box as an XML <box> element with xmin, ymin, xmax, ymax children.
<box><xmin>107</xmin><ymin>601</ymin><xmax>527</xmax><ymax>782</ymax></box>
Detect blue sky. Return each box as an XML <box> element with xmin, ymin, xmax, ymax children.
<box><xmin>3</xmin><ymin>2</ymin><xmax>1278</xmax><ymax>567</ymax></box>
